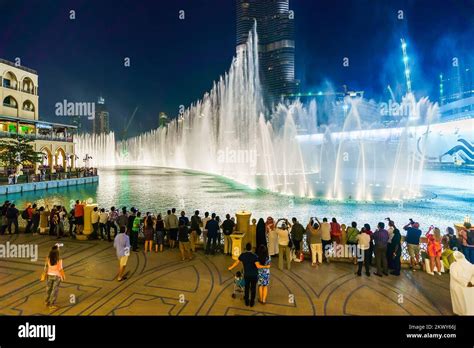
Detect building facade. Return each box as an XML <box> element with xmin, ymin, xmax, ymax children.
<box><xmin>92</xmin><ymin>96</ymin><xmax>110</xmax><ymax>134</ymax></box>
<box><xmin>236</xmin><ymin>0</ymin><xmax>298</xmax><ymax>107</ymax></box>
<box><xmin>0</xmin><ymin>58</ymin><xmax>77</xmax><ymax>173</ymax></box>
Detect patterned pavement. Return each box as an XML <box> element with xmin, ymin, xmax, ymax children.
<box><xmin>0</xmin><ymin>234</ymin><xmax>453</xmax><ymax>316</ymax></box>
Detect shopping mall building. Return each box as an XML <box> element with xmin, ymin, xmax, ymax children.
<box><xmin>0</xmin><ymin>58</ymin><xmax>77</xmax><ymax>174</ymax></box>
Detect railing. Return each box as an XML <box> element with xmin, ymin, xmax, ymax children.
<box><xmin>1</xmin><ymin>168</ymin><xmax>98</xmax><ymax>185</ymax></box>
<box><xmin>0</xmin><ymin>131</ymin><xmax>73</xmax><ymax>143</ymax></box>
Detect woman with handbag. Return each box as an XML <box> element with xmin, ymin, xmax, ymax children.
<box><xmin>42</xmin><ymin>245</ymin><xmax>66</xmax><ymax>310</ymax></box>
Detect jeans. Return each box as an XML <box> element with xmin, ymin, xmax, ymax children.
<box><xmin>99</xmin><ymin>223</ymin><xmax>107</xmax><ymax>240</ymax></box>
<box><xmin>278</xmin><ymin>244</ymin><xmax>291</xmax><ymax>270</ymax></box>
<box><xmin>130</xmin><ymin>231</ymin><xmax>139</xmax><ymax>250</ymax></box>
<box><xmin>322</xmin><ymin>239</ymin><xmax>332</xmax><ymax>261</ymax></box>
<box><xmin>92</xmin><ymin>222</ymin><xmax>99</xmax><ymax>238</ymax></box>
<box><xmin>7</xmin><ymin>218</ymin><xmax>18</xmax><ymax>234</ymax></box>
<box><xmin>25</xmin><ymin>219</ymin><xmax>33</xmax><ymax>233</ymax></box>
<box><xmin>45</xmin><ymin>275</ymin><xmax>61</xmax><ymax>305</ymax></box>
<box><xmin>107</xmin><ymin>221</ymin><xmax>118</xmax><ymax>240</ymax></box>
<box><xmin>357</xmin><ymin>249</ymin><xmax>371</xmax><ymax>275</ymax></box>
<box><xmin>244</xmin><ymin>275</ymin><xmax>258</xmax><ymax>305</ymax></box>
<box><xmin>206</xmin><ymin>234</ymin><xmax>217</xmax><ymax>254</ymax></box>
<box><xmin>375</xmin><ymin>245</ymin><xmax>388</xmax><ymax>274</ymax></box>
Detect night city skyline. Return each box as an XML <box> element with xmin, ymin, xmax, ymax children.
<box><xmin>1</xmin><ymin>0</ymin><xmax>473</xmax><ymax>136</ymax></box>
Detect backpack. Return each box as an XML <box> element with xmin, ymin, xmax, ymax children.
<box><xmin>467</xmin><ymin>229</ymin><xmax>474</xmax><ymax>246</ymax></box>
<box><xmin>21</xmin><ymin>209</ymin><xmax>29</xmax><ymax>220</ymax></box>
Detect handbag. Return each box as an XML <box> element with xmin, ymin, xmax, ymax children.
<box><xmin>287</xmin><ymin>230</ymin><xmax>293</xmax><ymax>248</ymax></box>
<box><xmin>40</xmin><ymin>258</ymin><xmax>47</xmax><ymax>282</ymax></box>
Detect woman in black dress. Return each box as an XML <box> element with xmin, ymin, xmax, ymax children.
<box><xmin>256</xmin><ymin>218</ymin><xmax>267</xmax><ymax>250</ymax></box>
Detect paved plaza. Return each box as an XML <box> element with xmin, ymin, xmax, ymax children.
<box><xmin>0</xmin><ymin>234</ymin><xmax>453</xmax><ymax>316</ymax></box>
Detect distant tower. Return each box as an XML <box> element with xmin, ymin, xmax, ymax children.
<box><xmin>92</xmin><ymin>96</ymin><xmax>110</xmax><ymax>134</ymax></box>
<box><xmin>236</xmin><ymin>0</ymin><xmax>298</xmax><ymax>107</ymax></box>
<box><xmin>159</xmin><ymin>112</ymin><xmax>168</xmax><ymax>128</ymax></box>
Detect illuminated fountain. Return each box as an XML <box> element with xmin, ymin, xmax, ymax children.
<box><xmin>76</xmin><ymin>26</ymin><xmax>440</xmax><ymax>203</ymax></box>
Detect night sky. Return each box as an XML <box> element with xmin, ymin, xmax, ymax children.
<box><xmin>1</xmin><ymin>0</ymin><xmax>473</xmax><ymax>137</ymax></box>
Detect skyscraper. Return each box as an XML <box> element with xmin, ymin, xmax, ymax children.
<box><xmin>236</xmin><ymin>0</ymin><xmax>298</xmax><ymax>107</ymax></box>
<box><xmin>92</xmin><ymin>96</ymin><xmax>110</xmax><ymax>134</ymax></box>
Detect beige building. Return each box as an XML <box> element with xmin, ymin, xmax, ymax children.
<box><xmin>0</xmin><ymin>58</ymin><xmax>77</xmax><ymax>173</ymax></box>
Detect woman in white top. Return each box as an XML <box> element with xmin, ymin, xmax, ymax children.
<box><xmin>265</xmin><ymin>217</ymin><xmax>279</xmax><ymax>256</ymax></box>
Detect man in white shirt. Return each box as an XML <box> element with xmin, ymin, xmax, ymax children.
<box><xmin>320</xmin><ymin>218</ymin><xmax>332</xmax><ymax>263</ymax></box>
<box><xmin>356</xmin><ymin>229</ymin><xmax>372</xmax><ymax>277</ymax></box>
<box><xmin>201</xmin><ymin>212</ymin><xmax>211</xmax><ymax>249</ymax></box>
<box><xmin>99</xmin><ymin>208</ymin><xmax>109</xmax><ymax>240</ymax></box>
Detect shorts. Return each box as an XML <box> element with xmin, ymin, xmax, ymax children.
<box><xmin>407</xmin><ymin>244</ymin><xmax>420</xmax><ymax>258</ymax></box>
<box><xmin>119</xmin><ymin>255</ymin><xmax>128</xmax><ymax>267</ymax></box>
<box><xmin>154</xmin><ymin>230</ymin><xmax>164</xmax><ymax>245</ymax></box>
<box><xmin>75</xmin><ymin>216</ymin><xmax>84</xmax><ymax>225</ymax></box>
<box><xmin>179</xmin><ymin>241</ymin><xmax>191</xmax><ymax>252</ymax></box>
<box><xmin>169</xmin><ymin>228</ymin><xmax>178</xmax><ymax>241</ymax></box>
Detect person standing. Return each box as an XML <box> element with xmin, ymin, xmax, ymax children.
<box><xmin>107</xmin><ymin>206</ymin><xmax>119</xmax><ymax>240</ymax></box>
<box><xmin>320</xmin><ymin>217</ymin><xmax>332</xmax><ymax>263</ymax></box>
<box><xmin>266</xmin><ymin>217</ymin><xmax>278</xmax><ymax>257</ymax></box>
<box><xmin>403</xmin><ymin>219</ymin><xmax>422</xmax><ymax>271</ymax></box>
<box><xmin>308</xmin><ymin>218</ymin><xmax>323</xmax><ymax>267</ymax></box>
<box><xmin>390</xmin><ymin>226</ymin><xmax>402</xmax><ymax>276</ymax></box>
<box><xmin>222</xmin><ymin>214</ymin><xmax>235</xmax><ymax>256</ymax></box>
<box><xmin>31</xmin><ymin>205</ymin><xmax>40</xmax><ymax>235</ymax></box>
<box><xmin>23</xmin><ymin>204</ymin><xmax>34</xmax><ymax>234</ymax></box>
<box><xmin>6</xmin><ymin>203</ymin><xmax>19</xmax><ymax>234</ymax></box>
<box><xmin>178</xmin><ymin>220</ymin><xmax>193</xmax><ymax>261</ymax></box>
<box><xmin>363</xmin><ymin>223</ymin><xmax>374</xmax><ymax>265</ymax></box>
<box><xmin>117</xmin><ymin>207</ymin><xmax>128</xmax><ymax>233</ymax></box>
<box><xmin>356</xmin><ymin>228</ymin><xmax>372</xmax><ymax>276</ymax></box>
<box><xmin>290</xmin><ymin>217</ymin><xmax>305</xmax><ymax>259</ymax></box>
<box><xmin>228</xmin><ymin>243</ymin><xmax>269</xmax><ymax>307</ymax></box>
<box><xmin>154</xmin><ymin>214</ymin><xmax>165</xmax><ymax>252</ymax></box>
<box><xmin>460</xmin><ymin>222</ymin><xmax>474</xmax><ymax>264</ymax></box>
<box><xmin>0</xmin><ymin>201</ymin><xmax>10</xmax><ymax>235</ymax></box>
<box><xmin>255</xmin><ymin>218</ymin><xmax>267</xmax><ymax>251</ymax></box>
<box><xmin>201</xmin><ymin>212</ymin><xmax>211</xmax><ymax>248</ymax></box>
<box><xmin>330</xmin><ymin>217</ymin><xmax>342</xmax><ymax>244</ymax></box>
<box><xmin>386</xmin><ymin>218</ymin><xmax>396</xmax><ymax>269</ymax></box>
<box><xmin>144</xmin><ymin>214</ymin><xmax>154</xmax><ymax>252</ymax></box>
<box><xmin>168</xmin><ymin>208</ymin><xmax>179</xmax><ymax>249</ymax></box>
<box><xmin>74</xmin><ymin>200</ymin><xmax>84</xmax><ymax>235</ymax></box>
<box><xmin>426</xmin><ymin>226</ymin><xmax>443</xmax><ymax>275</ymax></box>
<box><xmin>130</xmin><ymin>211</ymin><xmax>141</xmax><ymax>252</ymax></box>
<box><xmin>276</xmin><ymin>219</ymin><xmax>292</xmax><ymax>271</ymax></box>
<box><xmin>113</xmin><ymin>226</ymin><xmax>130</xmax><ymax>281</ymax></box>
<box><xmin>373</xmin><ymin>222</ymin><xmax>389</xmax><ymax>277</ymax></box>
<box><xmin>190</xmin><ymin>210</ymin><xmax>202</xmax><ymax>252</ymax></box>
<box><xmin>99</xmin><ymin>208</ymin><xmax>109</xmax><ymax>240</ymax></box>
<box><xmin>205</xmin><ymin>213</ymin><xmax>219</xmax><ymax>255</ymax></box>
<box><xmin>346</xmin><ymin>221</ymin><xmax>359</xmax><ymax>264</ymax></box>
<box><xmin>91</xmin><ymin>207</ymin><xmax>100</xmax><ymax>239</ymax></box>
<box><xmin>44</xmin><ymin>245</ymin><xmax>66</xmax><ymax>310</ymax></box>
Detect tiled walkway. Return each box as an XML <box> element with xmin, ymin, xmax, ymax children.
<box><xmin>0</xmin><ymin>234</ymin><xmax>453</xmax><ymax>316</ymax></box>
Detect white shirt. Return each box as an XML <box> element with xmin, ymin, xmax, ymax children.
<box><xmin>277</xmin><ymin>228</ymin><xmax>290</xmax><ymax>246</ymax></box>
<box><xmin>320</xmin><ymin>222</ymin><xmax>331</xmax><ymax>241</ymax></box>
<box><xmin>357</xmin><ymin>233</ymin><xmax>371</xmax><ymax>250</ymax></box>
<box><xmin>99</xmin><ymin>212</ymin><xmax>109</xmax><ymax>224</ymax></box>
<box><xmin>387</xmin><ymin>226</ymin><xmax>394</xmax><ymax>243</ymax></box>
<box><xmin>202</xmin><ymin>217</ymin><xmax>211</xmax><ymax>231</ymax></box>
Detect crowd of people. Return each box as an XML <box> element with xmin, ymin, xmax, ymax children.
<box><xmin>1</xmin><ymin>199</ymin><xmax>473</xmax><ymax>310</ymax></box>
